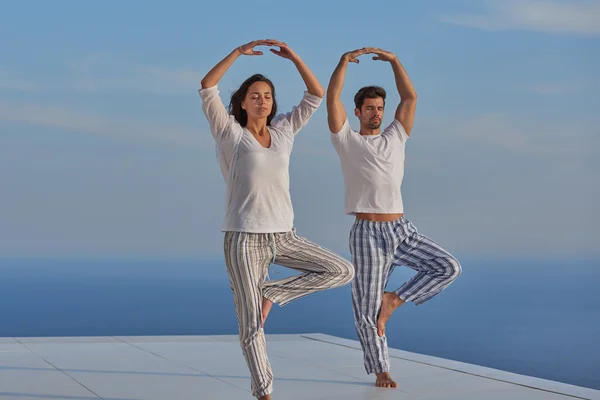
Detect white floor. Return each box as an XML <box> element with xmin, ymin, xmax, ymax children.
<box><xmin>0</xmin><ymin>334</ymin><xmax>598</xmax><ymax>400</ymax></box>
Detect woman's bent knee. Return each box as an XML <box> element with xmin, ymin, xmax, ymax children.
<box><xmin>338</xmin><ymin>258</ymin><xmax>355</xmax><ymax>284</ymax></box>
<box><xmin>447</xmin><ymin>256</ymin><xmax>462</xmax><ymax>281</ymax></box>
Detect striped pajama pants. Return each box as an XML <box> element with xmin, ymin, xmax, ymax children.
<box><xmin>224</xmin><ymin>229</ymin><xmax>355</xmax><ymax>398</ymax></box>
<box><xmin>350</xmin><ymin>217</ymin><xmax>461</xmax><ymax>375</ymax></box>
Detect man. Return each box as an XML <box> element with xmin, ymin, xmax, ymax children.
<box><xmin>326</xmin><ymin>47</ymin><xmax>462</xmax><ymax>388</ymax></box>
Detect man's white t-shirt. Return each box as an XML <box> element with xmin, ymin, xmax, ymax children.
<box><xmin>199</xmin><ymin>85</ymin><xmax>322</xmax><ymax>233</ymax></box>
<box><xmin>331</xmin><ymin>118</ymin><xmax>409</xmax><ymax>215</ymax></box>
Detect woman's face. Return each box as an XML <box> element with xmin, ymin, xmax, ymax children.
<box><xmin>242</xmin><ymin>81</ymin><xmax>273</xmax><ymax>122</ymax></box>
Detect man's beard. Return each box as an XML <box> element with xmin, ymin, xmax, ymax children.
<box><xmin>367</xmin><ymin>120</ymin><xmax>381</xmax><ymax>129</ymax></box>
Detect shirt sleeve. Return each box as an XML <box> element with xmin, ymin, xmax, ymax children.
<box><xmin>330</xmin><ymin>118</ymin><xmax>352</xmax><ymax>154</ymax></box>
<box><xmin>384</xmin><ymin>119</ymin><xmax>410</xmax><ymax>143</ymax></box>
<box><xmin>271</xmin><ymin>91</ymin><xmax>323</xmax><ymax>135</ymax></box>
<box><xmin>198</xmin><ymin>85</ymin><xmax>241</xmax><ymax>143</ymax></box>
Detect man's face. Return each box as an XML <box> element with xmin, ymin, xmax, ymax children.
<box><xmin>355</xmin><ymin>97</ymin><xmax>385</xmax><ymax>130</ymax></box>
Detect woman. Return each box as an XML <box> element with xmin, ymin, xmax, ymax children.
<box><xmin>199</xmin><ymin>39</ymin><xmax>355</xmax><ymax>400</ymax></box>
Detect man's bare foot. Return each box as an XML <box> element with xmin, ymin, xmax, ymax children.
<box><xmin>377</xmin><ymin>292</ymin><xmax>404</xmax><ymax>337</ymax></box>
<box><xmin>258</xmin><ymin>394</ymin><xmax>272</xmax><ymax>400</ymax></box>
<box><xmin>375</xmin><ymin>372</ymin><xmax>398</xmax><ymax>388</ymax></box>
<box><xmin>261</xmin><ymin>297</ymin><xmax>273</xmax><ymax>328</ymax></box>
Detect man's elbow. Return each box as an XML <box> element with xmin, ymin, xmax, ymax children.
<box><xmin>404</xmin><ymin>91</ymin><xmax>417</xmax><ymax>101</ymax></box>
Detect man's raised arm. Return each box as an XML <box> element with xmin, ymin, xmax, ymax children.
<box><xmin>372</xmin><ymin>49</ymin><xmax>417</xmax><ymax>136</ymax></box>
<box><xmin>326</xmin><ymin>48</ymin><xmax>371</xmax><ymax>133</ymax></box>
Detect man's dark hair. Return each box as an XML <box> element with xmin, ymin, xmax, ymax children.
<box><xmin>354</xmin><ymin>86</ymin><xmax>386</xmax><ymax>110</ymax></box>
<box><xmin>228</xmin><ymin>74</ymin><xmax>278</xmax><ymax>127</ymax></box>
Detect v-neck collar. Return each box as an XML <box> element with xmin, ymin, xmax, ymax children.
<box><xmin>244</xmin><ymin>127</ymin><xmax>273</xmax><ymax>150</ymax></box>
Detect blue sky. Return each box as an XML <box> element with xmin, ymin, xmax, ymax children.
<box><xmin>1</xmin><ymin>0</ymin><xmax>598</xmax><ymax>259</ymax></box>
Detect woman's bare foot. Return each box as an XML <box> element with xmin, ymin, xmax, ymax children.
<box><xmin>377</xmin><ymin>292</ymin><xmax>404</xmax><ymax>337</ymax></box>
<box><xmin>375</xmin><ymin>372</ymin><xmax>398</xmax><ymax>388</ymax></box>
<box><xmin>261</xmin><ymin>297</ymin><xmax>273</xmax><ymax>328</ymax></box>
<box><xmin>259</xmin><ymin>394</ymin><xmax>272</xmax><ymax>400</ymax></box>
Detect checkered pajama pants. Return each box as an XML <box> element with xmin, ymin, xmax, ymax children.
<box><xmin>350</xmin><ymin>217</ymin><xmax>462</xmax><ymax>375</ymax></box>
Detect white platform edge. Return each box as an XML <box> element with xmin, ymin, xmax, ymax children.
<box><xmin>300</xmin><ymin>333</ymin><xmax>600</xmax><ymax>400</ymax></box>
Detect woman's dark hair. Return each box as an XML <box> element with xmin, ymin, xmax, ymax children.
<box><xmin>228</xmin><ymin>74</ymin><xmax>277</xmax><ymax>127</ymax></box>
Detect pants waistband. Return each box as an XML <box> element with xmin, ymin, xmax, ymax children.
<box><xmin>354</xmin><ymin>216</ymin><xmax>406</xmax><ymax>227</ymax></box>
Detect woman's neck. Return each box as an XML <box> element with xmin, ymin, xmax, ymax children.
<box><xmin>245</xmin><ymin>118</ymin><xmax>268</xmax><ymax>135</ymax></box>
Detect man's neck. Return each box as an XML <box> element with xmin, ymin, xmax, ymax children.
<box><xmin>360</xmin><ymin>126</ymin><xmax>381</xmax><ymax>136</ymax></box>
